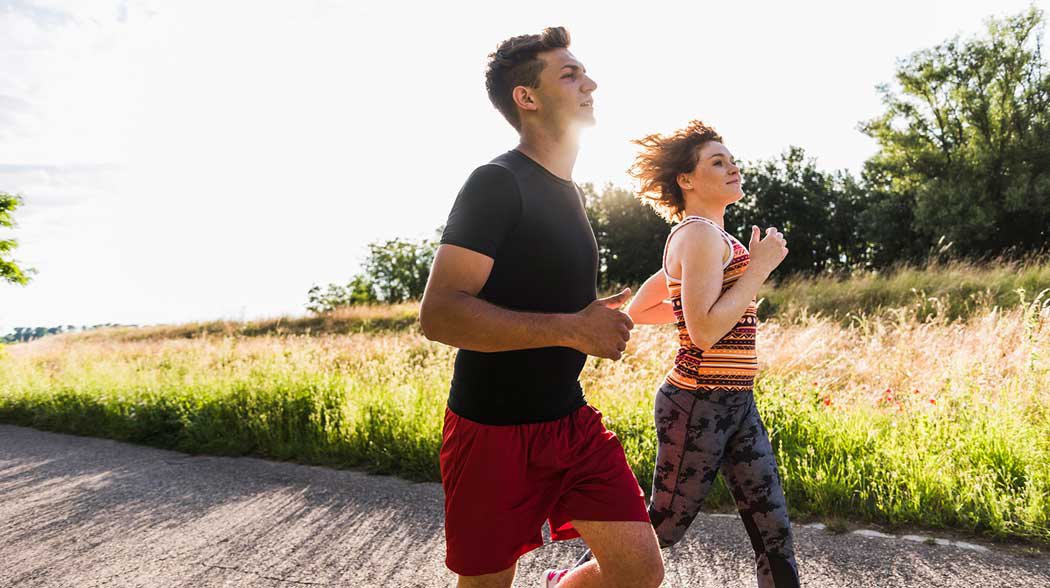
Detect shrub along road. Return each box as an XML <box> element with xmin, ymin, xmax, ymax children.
<box><xmin>1</xmin><ymin>424</ymin><xmax>1047</xmax><ymax>588</ymax></box>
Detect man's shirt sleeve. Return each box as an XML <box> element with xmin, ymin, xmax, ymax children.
<box><xmin>440</xmin><ymin>164</ymin><xmax>522</xmax><ymax>258</ymax></box>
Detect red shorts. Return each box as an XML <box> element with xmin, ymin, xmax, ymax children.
<box><xmin>440</xmin><ymin>404</ymin><xmax>650</xmax><ymax>577</ymax></box>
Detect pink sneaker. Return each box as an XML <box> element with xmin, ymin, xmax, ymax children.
<box><xmin>542</xmin><ymin>568</ymin><xmax>570</xmax><ymax>587</ymax></box>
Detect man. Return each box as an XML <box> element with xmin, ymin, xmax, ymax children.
<box><xmin>419</xmin><ymin>26</ymin><xmax>664</xmax><ymax>588</ymax></box>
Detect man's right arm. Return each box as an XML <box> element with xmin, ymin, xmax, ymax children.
<box><xmin>419</xmin><ymin>244</ymin><xmax>572</xmax><ymax>352</ymax></box>
<box><xmin>419</xmin><ymin>244</ymin><xmax>634</xmax><ymax>359</ymax></box>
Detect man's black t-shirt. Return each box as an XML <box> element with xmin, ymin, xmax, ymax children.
<box><xmin>440</xmin><ymin>150</ymin><xmax>598</xmax><ymax>425</ymax></box>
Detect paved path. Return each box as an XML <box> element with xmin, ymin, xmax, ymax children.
<box><xmin>1</xmin><ymin>424</ymin><xmax>1048</xmax><ymax>587</ymax></box>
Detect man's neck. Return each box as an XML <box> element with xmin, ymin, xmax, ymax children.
<box><xmin>515</xmin><ymin>124</ymin><xmax>580</xmax><ymax>181</ymax></box>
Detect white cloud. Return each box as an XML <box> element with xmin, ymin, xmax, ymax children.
<box><xmin>0</xmin><ymin>164</ymin><xmax>122</xmax><ymax>217</ymax></box>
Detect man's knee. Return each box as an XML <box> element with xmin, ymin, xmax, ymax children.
<box><xmin>633</xmin><ymin>547</ymin><xmax>666</xmax><ymax>588</ymax></box>
<box><xmin>455</xmin><ymin>563</ymin><xmax>516</xmax><ymax>588</ymax></box>
<box><xmin>574</xmin><ymin>520</ymin><xmax>665</xmax><ymax>588</ymax></box>
<box><xmin>602</xmin><ymin>540</ymin><xmax>664</xmax><ymax>588</ymax></box>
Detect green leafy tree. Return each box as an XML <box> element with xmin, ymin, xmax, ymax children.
<box><xmin>726</xmin><ymin>148</ymin><xmax>870</xmax><ymax>276</ymax></box>
<box><xmin>363</xmin><ymin>238</ymin><xmax>437</xmax><ymax>303</ymax></box>
<box><xmin>861</xmin><ymin>7</ymin><xmax>1050</xmax><ymax>259</ymax></box>
<box><xmin>2</xmin><ymin>325</ymin><xmax>85</xmax><ymax>343</ymax></box>
<box><xmin>853</xmin><ymin>161</ymin><xmax>929</xmax><ymax>269</ymax></box>
<box><xmin>583</xmin><ymin>183</ymin><xmax>669</xmax><ymax>288</ymax></box>
<box><xmin>1</xmin><ymin>192</ymin><xmax>31</xmax><ymax>285</ymax></box>
<box><xmin>306</xmin><ymin>275</ymin><xmax>377</xmax><ymax>313</ymax></box>
<box><xmin>347</xmin><ymin>275</ymin><xmax>377</xmax><ymax>304</ymax></box>
<box><xmin>306</xmin><ymin>237</ymin><xmax>436</xmax><ymax>313</ymax></box>
<box><xmin>306</xmin><ymin>284</ymin><xmax>349</xmax><ymax>314</ymax></box>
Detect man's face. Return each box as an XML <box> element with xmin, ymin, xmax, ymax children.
<box><xmin>529</xmin><ymin>48</ymin><xmax>598</xmax><ymax>130</ymax></box>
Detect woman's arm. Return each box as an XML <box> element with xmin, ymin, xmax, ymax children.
<box><xmin>626</xmin><ymin>269</ymin><xmax>676</xmax><ymax>324</ymax></box>
<box><xmin>675</xmin><ymin>223</ymin><xmax>772</xmax><ymax>350</ymax></box>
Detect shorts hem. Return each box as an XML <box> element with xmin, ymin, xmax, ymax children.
<box><xmin>550</xmin><ymin>511</ymin><xmax>652</xmax><ymax>541</ymax></box>
<box><xmin>445</xmin><ymin>539</ymin><xmax>544</xmax><ymax>577</ymax></box>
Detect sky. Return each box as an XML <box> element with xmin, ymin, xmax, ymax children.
<box><xmin>1</xmin><ymin>0</ymin><xmax>1048</xmax><ymax>332</ymax></box>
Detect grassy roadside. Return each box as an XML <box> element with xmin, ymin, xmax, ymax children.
<box><xmin>2</xmin><ymin>294</ymin><xmax>1047</xmax><ymax>543</ymax></box>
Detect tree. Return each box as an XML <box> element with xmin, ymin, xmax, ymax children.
<box><xmin>363</xmin><ymin>238</ymin><xmax>436</xmax><ymax>303</ymax></box>
<box><xmin>725</xmin><ymin>148</ymin><xmax>871</xmax><ymax>276</ymax></box>
<box><xmin>306</xmin><ymin>275</ymin><xmax>377</xmax><ymax>313</ymax></box>
<box><xmin>1</xmin><ymin>192</ymin><xmax>31</xmax><ymax>285</ymax></box>
<box><xmin>1</xmin><ymin>325</ymin><xmax>83</xmax><ymax>343</ymax></box>
<box><xmin>583</xmin><ymin>183</ymin><xmax>669</xmax><ymax>288</ymax></box>
<box><xmin>854</xmin><ymin>160</ymin><xmax>929</xmax><ymax>268</ymax></box>
<box><xmin>861</xmin><ymin>7</ymin><xmax>1050</xmax><ymax>259</ymax></box>
<box><xmin>305</xmin><ymin>237</ymin><xmax>436</xmax><ymax>313</ymax></box>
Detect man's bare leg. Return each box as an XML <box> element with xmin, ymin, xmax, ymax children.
<box><xmin>557</xmin><ymin>520</ymin><xmax>664</xmax><ymax>588</ymax></box>
<box><xmin>457</xmin><ymin>562</ymin><xmax>516</xmax><ymax>588</ymax></box>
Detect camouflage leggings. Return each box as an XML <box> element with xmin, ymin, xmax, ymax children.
<box><xmin>649</xmin><ymin>381</ymin><xmax>798</xmax><ymax>587</ymax></box>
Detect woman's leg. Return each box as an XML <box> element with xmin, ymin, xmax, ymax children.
<box><xmin>569</xmin><ymin>383</ymin><xmax>742</xmax><ymax>570</ymax></box>
<box><xmin>647</xmin><ymin>383</ymin><xmax>739</xmax><ymax>548</ymax></box>
<box><xmin>720</xmin><ymin>394</ymin><xmax>799</xmax><ymax>588</ymax></box>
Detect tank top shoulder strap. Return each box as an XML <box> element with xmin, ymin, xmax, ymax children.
<box><xmin>662</xmin><ymin>216</ymin><xmax>735</xmax><ymax>282</ymax></box>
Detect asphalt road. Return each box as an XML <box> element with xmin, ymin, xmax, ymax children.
<box><xmin>1</xmin><ymin>424</ymin><xmax>1048</xmax><ymax>587</ymax></box>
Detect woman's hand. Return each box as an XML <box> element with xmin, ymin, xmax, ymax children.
<box><xmin>747</xmin><ymin>225</ymin><xmax>789</xmax><ymax>277</ymax></box>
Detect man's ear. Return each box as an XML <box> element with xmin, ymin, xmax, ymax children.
<box><xmin>512</xmin><ymin>86</ymin><xmax>539</xmax><ymax>113</ymax></box>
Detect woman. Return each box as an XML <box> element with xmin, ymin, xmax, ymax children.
<box><xmin>546</xmin><ymin>121</ymin><xmax>798</xmax><ymax>588</ymax></box>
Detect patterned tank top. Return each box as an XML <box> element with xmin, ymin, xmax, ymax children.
<box><xmin>663</xmin><ymin>215</ymin><xmax>758</xmax><ymax>392</ymax></box>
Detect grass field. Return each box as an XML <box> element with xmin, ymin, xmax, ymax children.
<box><xmin>1</xmin><ymin>261</ymin><xmax>1048</xmax><ymax>543</ymax></box>
<box><xmin>760</xmin><ymin>256</ymin><xmax>1050</xmax><ymax>322</ymax></box>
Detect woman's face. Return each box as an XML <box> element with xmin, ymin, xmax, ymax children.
<box><xmin>679</xmin><ymin>141</ymin><xmax>743</xmax><ymax>203</ymax></box>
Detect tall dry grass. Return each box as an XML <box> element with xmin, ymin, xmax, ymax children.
<box><xmin>2</xmin><ymin>292</ymin><xmax>1047</xmax><ymax>541</ymax></box>
<box><xmin>761</xmin><ymin>256</ymin><xmax>1050</xmax><ymax>322</ymax></box>
<box><xmin>63</xmin><ymin>303</ymin><xmax>420</xmax><ymax>343</ymax></box>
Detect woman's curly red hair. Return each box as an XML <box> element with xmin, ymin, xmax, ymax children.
<box><xmin>629</xmin><ymin>120</ymin><xmax>724</xmax><ymax>223</ymax></box>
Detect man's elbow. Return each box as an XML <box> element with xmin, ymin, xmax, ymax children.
<box><xmin>418</xmin><ymin>300</ymin><xmax>442</xmax><ymax>342</ymax></box>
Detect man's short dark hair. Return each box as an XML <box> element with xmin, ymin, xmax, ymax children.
<box><xmin>485</xmin><ymin>27</ymin><xmax>571</xmax><ymax>130</ymax></box>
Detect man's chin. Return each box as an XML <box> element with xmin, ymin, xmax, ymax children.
<box><xmin>577</xmin><ymin>112</ymin><xmax>597</xmax><ymax>127</ymax></box>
